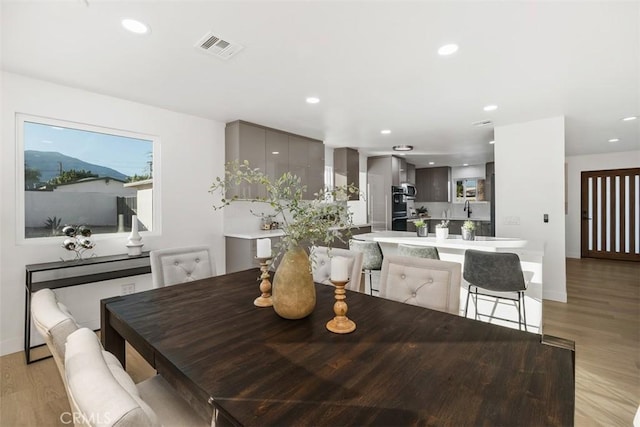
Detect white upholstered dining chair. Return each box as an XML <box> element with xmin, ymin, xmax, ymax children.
<box><xmin>310</xmin><ymin>246</ymin><xmax>364</xmax><ymax>292</ymax></box>
<box><xmin>64</xmin><ymin>327</ymin><xmax>209</xmax><ymax>427</ymax></box>
<box><xmin>31</xmin><ymin>288</ymin><xmax>80</xmax><ymax>382</ymax></box>
<box><xmin>150</xmin><ymin>246</ymin><xmax>215</xmax><ymax>288</ymax></box>
<box><xmin>379</xmin><ymin>255</ymin><xmax>461</xmax><ymax>315</ymax></box>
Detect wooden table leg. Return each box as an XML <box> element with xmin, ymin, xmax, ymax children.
<box><xmin>100</xmin><ymin>298</ymin><xmax>125</xmax><ymax>367</ymax></box>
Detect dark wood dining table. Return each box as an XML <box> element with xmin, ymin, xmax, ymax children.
<box><xmin>101</xmin><ymin>268</ymin><xmax>574</xmax><ymax>426</ymax></box>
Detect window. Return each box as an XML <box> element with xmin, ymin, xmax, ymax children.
<box><xmin>17</xmin><ymin>114</ymin><xmax>159</xmax><ymax>240</ymax></box>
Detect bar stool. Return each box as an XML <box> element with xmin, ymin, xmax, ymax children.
<box><xmin>397</xmin><ymin>244</ymin><xmax>440</xmax><ymax>260</ymax></box>
<box><xmin>349</xmin><ymin>239</ymin><xmax>383</xmax><ymax>295</ymax></box>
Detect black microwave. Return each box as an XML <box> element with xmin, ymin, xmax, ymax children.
<box><xmin>392</xmin><ymin>183</ymin><xmax>417</xmax><ymax>199</ymax></box>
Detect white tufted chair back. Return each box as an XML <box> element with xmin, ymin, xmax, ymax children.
<box><xmin>379</xmin><ymin>255</ymin><xmax>461</xmax><ymax>315</ymax></box>
<box><xmin>31</xmin><ymin>288</ymin><xmax>79</xmax><ymax>382</ymax></box>
<box><xmin>150</xmin><ymin>246</ymin><xmax>215</xmax><ymax>288</ymax></box>
<box><xmin>310</xmin><ymin>246</ymin><xmax>364</xmax><ymax>292</ymax></box>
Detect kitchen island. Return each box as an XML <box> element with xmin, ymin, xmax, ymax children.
<box><xmin>353</xmin><ymin>231</ymin><xmax>543</xmax><ymax>333</ymax></box>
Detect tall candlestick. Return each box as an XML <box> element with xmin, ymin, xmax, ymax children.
<box><xmin>256</xmin><ymin>238</ymin><xmax>271</xmax><ymax>258</ymax></box>
<box><xmin>331</xmin><ymin>256</ymin><xmax>349</xmax><ymax>282</ymax></box>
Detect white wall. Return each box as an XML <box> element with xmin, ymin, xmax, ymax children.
<box><xmin>0</xmin><ymin>72</ymin><xmax>226</xmax><ymax>356</ymax></box>
<box><xmin>565</xmin><ymin>150</ymin><xmax>640</xmax><ymax>258</ymax></box>
<box><xmin>495</xmin><ymin>116</ymin><xmax>567</xmax><ymax>302</ymax></box>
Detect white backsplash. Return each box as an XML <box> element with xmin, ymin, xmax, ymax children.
<box><xmin>415</xmin><ymin>201</ymin><xmax>491</xmax><ymax>220</ymax></box>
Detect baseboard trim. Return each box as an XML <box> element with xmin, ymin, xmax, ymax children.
<box><xmin>543</xmin><ymin>290</ymin><xmax>567</xmax><ymax>303</ymax></box>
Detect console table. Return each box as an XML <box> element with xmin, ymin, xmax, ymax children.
<box><xmin>25</xmin><ymin>252</ymin><xmax>151</xmax><ymax>364</ymax></box>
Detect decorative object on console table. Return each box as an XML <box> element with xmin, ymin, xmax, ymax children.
<box><xmin>126</xmin><ymin>215</ymin><xmax>144</xmax><ymax>256</ymax></box>
<box><xmin>462</xmin><ymin>220</ymin><xmax>476</xmax><ymax>241</ymax></box>
<box><xmin>435</xmin><ymin>220</ymin><xmax>450</xmax><ymax>241</ymax></box>
<box><xmin>254</xmin><ymin>238</ymin><xmax>273</xmax><ymax>307</ymax></box>
<box><xmin>61</xmin><ymin>225</ymin><xmax>95</xmax><ymax>261</ymax></box>
<box><xmin>414</xmin><ymin>219</ymin><xmax>428</xmax><ymax>237</ymax></box>
<box><xmin>326</xmin><ymin>256</ymin><xmax>356</xmax><ymax>334</ymax></box>
<box><xmin>210</xmin><ymin>160</ymin><xmax>360</xmax><ymax>320</ymax></box>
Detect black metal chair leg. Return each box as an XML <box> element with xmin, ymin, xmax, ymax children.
<box><xmin>521</xmin><ymin>291</ymin><xmax>527</xmax><ymax>332</ymax></box>
<box><xmin>464</xmin><ymin>285</ymin><xmax>471</xmax><ymax>318</ymax></box>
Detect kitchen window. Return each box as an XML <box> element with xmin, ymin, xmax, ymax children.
<box><xmin>455</xmin><ymin>178</ymin><xmax>486</xmax><ymax>202</ymax></box>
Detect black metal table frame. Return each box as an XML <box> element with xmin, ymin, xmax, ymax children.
<box><xmin>24</xmin><ymin>252</ymin><xmax>151</xmax><ymax>364</ymax></box>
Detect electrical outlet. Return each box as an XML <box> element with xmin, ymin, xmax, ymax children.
<box><xmin>121</xmin><ymin>284</ymin><xmax>135</xmax><ymax>295</ymax></box>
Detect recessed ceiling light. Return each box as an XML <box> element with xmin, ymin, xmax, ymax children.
<box><xmin>381</xmin><ymin>129</ymin><xmax>392</xmax><ymax>135</ymax></box>
<box><xmin>438</xmin><ymin>44</ymin><xmax>459</xmax><ymax>56</ymax></box>
<box><xmin>483</xmin><ymin>105</ymin><xmax>498</xmax><ymax>112</ymax></box>
<box><xmin>622</xmin><ymin>116</ymin><xmax>638</xmax><ymax>121</ymax></box>
<box><xmin>428</xmin><ymin>161</ymin><xmax>435</xmax><ymax>165</ymax></box>
<box><xmin>121</xmin><ymin>18</ymin><xmax>150</xmax><ymax>34</ymax></box>
<box><xmin>271</xmin><ymin>151</ymin><xmax>279</xmax><ymax>155</ymax></box>
<box><xmin>608</xmin><ymin>138</ymin><xmax>620</xmax><ymax>143</ymax></box>
<box><xmin>463</xmin><ymin>163</ymin><xmax>469</xmax><ymax>166</ymax></box>
<box><xmin>305</xmin><ymin>97</ymin><xmax>320</xmax><ymax>104</ymax></box>
<box><xmin>50</xmin><ymin>126</ymin><xmax>64</xmax><ymax>130</ymax></box>
<box><xmin>393</xmin><ymin>145</ymin><xmax>413</xmax><ymax>152</ymax></box>
<box><xmin>489</xmin><ymin>140</ymin><xmax>495</xmax><ymax>144</ymax></box>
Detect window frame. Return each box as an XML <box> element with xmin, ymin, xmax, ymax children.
<box><xmin>16</xmin><ymin>113</ymin><xmax>162</xmax><ymax>244</ymax></box>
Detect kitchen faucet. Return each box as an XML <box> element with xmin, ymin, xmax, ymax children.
<box><xmin>463</xmin><ymin>200</ymin><xmax>472</xmax><ymax>218</ymax></box>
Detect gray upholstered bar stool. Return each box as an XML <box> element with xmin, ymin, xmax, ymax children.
<box><xmin>397</xmin><ymin>244</ymin><xmax>440</xmax><ymax>260</ymax></box>
<box><xmin>349</xmin><ymin>239</ymin><xmax>383</xmax><ymax>295</ymax></box>
<box><xmin>463</xmin><ymin>249</ymin><xmax>529</xmax><ymax>331</ymax></box>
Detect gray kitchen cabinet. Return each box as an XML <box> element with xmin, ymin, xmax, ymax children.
<box><xmin>368</xmin><ymin>156</ymin><xmax>405</xmax><ymax>231</ymax></box>
<box><xmin>289</xmin><ymin>134</ymin><xmax>325</xmax><ymax>198</ymax></box>
<box><xmin>225</xmin><ymin>121</ymin><xmax>266</xmax><ymax>199</ymax></box>
<box><xmin>334</xmin><ymin>147</ymin><xmax>359</xmax><ymax>200</ymax></box>
<box><xmin>266</xmin><ymin>130</ymin><xmax>289</xmax><ymax>182</ymax></box>
<box><xmin>307</xmin><ymin>139</ymin><xmax>325</xmax><ymax>197</ymax></box>
<box><xmin>398</xmin><ymin>158</ymin><xmax>407</xmax><ymax>183</ymax></box>
<box><xmin>415</xmin><ymin>166</ymin><xmax>451</xmax><ymax>202</ymax></box>
<box><xmin>391</xmin><ymin>156</ymin><xmax>402</xmax><ymax>186</ymax></box>
<box><xmin>225</xmin><ymin>236</ymin><xmax>283</xmax><ymax>273</ymax></box>
<box><xmin>485</xmin><ymin>162</ymin><xmax>495</xmax><ymax>202</ymax></box>
<box><xmin>407</xmin><ymin>163</ymin><xmax>416</xmax><ymax>184</ymax></box>
<box><xmin>227</xmin><ymin>121</ymin><xmax>324</xmax><ymax>200</ymax></box>
<box><xmin>330</xmin><ymin>225</ymin><xmax>372</xmax><ymax>249</ymax></box>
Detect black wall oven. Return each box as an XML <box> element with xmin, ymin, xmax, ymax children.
<box><xmin>391</xmin><ymin>186</ymin><xmax>409</xmax><ymax>231</ymax></box>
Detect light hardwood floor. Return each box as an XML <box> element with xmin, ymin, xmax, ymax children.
<box><xmin>1</xmin><ymin>257</ymin><xmax>638</xmax><ymax>426</ymax></box>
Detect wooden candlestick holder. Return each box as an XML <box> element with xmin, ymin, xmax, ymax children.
<box><xmin>254</xmin><ymin>257</ymin><xmax>273</xmax><ymax>307</ymax></box>
<box><xmin>326</xmin><ymin>279</ymin><xmax>356</xmax><ymax>334</ymax></box>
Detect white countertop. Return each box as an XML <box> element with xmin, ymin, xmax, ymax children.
<box><xmin>225</xmin><ymin>224</ymin><xmax>372</xmax><ymax>240</ymax></box>
<box><xmin>410</xmin><ymin>216</ymin><xmax>491</xmax><ymax>222</ymax></box>
<box><xmin>352</xmin><ymin>231</ymin><xmax>543</xmax><ymax>255</ymax></box>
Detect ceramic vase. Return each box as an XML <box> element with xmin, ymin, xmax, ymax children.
<box><xmin>436</xmin><ymin>227</ymin><xmax>449</xmax><ymax>240</ymax></box>
<box><xmin>272</xmin><ymin>246</ymin><xmax>316</xmax><ymax>319</ymax></box>
<box><xmin>462</xmin><ymin>229</ymin><xmax>475</xmax><ymax>241</ymax></box>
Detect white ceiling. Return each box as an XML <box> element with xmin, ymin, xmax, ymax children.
<box><xmin>2</xmin><ymin>1</ymin><xmax>639</xmax><ymax>168</ymax></box>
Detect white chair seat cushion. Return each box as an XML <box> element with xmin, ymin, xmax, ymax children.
<box><xmin>65</xmin><ymin>328</ymin><xmax>158</xmax><ymax>427</ymax></box>
<box><xmin>137</xmin><ymin>375</ymin><xmax>209</xmax><ymax>427</ymax></box>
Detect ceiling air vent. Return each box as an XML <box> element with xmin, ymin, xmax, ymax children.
<box><xmin>195</xmin><ymin>32</ymin><xmax>243</xmax><ymax>60</ymax></box>
<box><xmin>472</xmin><ymin>120</ymin><xmax>493</xmax><ymax>127</ymax></box>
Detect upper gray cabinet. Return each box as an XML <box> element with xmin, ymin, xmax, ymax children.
<box><xmin>406</xmin><ymin>163</ymin><xmax>416</xmax><ymax>184</ymax></box>
<box><xmin>225</xmin><ymin>121</ymin><xmax>266</xmax><ymax>199</ymax></box>
<box><xmin>334</xmin><ymin>147</ymin><xmax>359</xmax><ymax>200</ymax></box>
<box><xmin>415</xmin><ymin>166</ymin><xmax>451</xmax><ymax>202</ymax></box>
<box><xmin>266</xmin><ymin>130</ymin><xmax>290</xmax><ymax>183</ymax></box>
<box><xmin>485</xmin><ymin>161</ymin><xmax>495</xmax><ymax>202</ymax></box>
<box><xmin>226</xmin><ymin>121</ymin><xmax>324</xmax><ymax>200</ymax></box>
